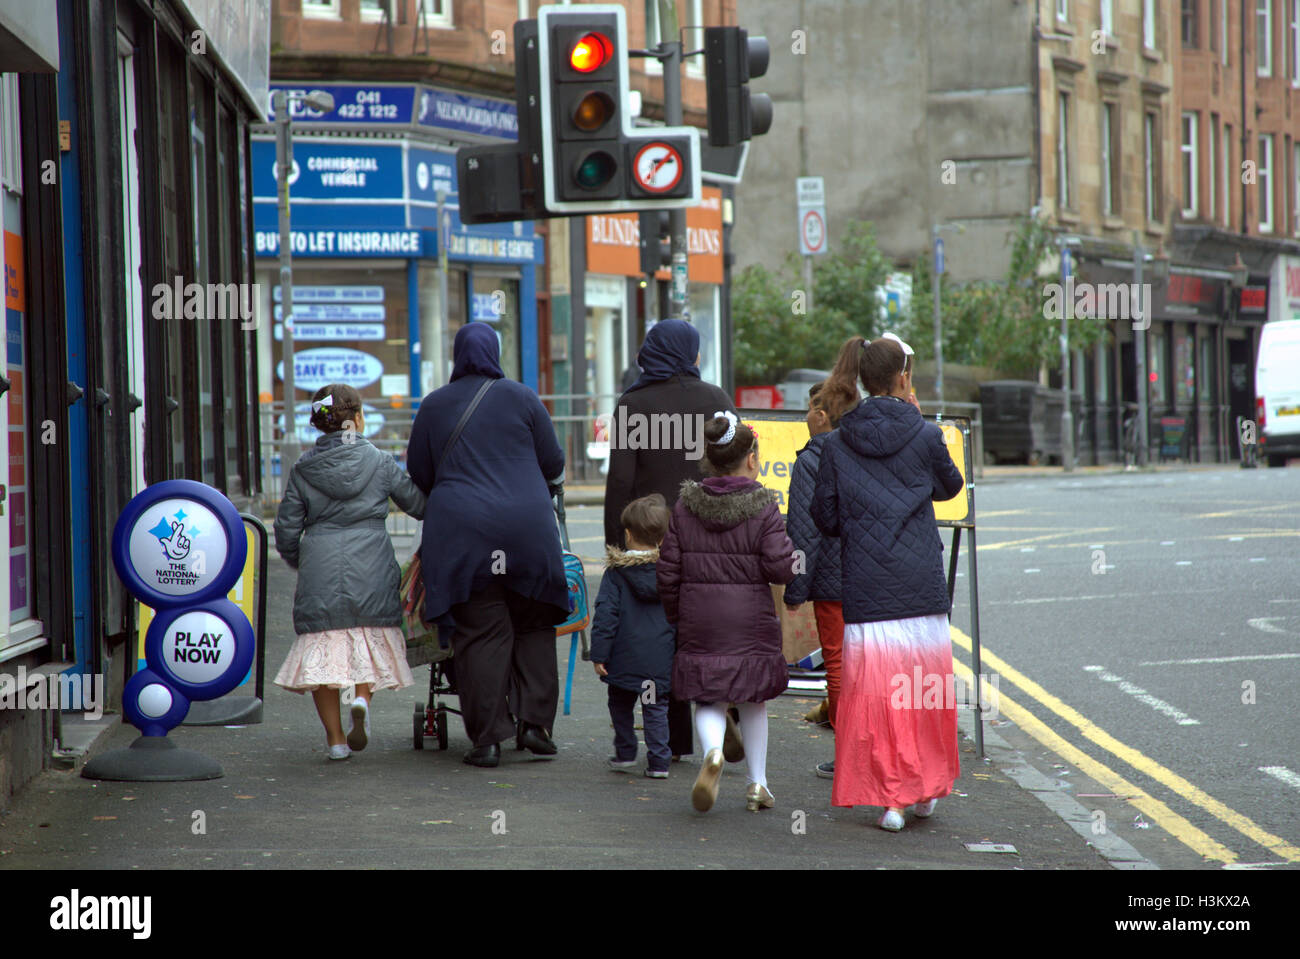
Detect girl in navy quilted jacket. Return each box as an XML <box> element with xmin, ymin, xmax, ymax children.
<box><xmin>811</xmin><ymin>337</ymin><xmax>964</xmax><ymax>832</ymax></box>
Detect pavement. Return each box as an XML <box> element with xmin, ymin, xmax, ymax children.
<box><xmin>0</xmin><ymin>537</ymin><xmax>1169</xmax><ymax>870</ymax></box>
<box><xmin>8</xmin><ymin>461</ymin><xmax>1258</xmax><ymax>871</ymax></box>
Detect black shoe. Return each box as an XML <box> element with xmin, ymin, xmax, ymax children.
<box><xmin>516</xmin><ymin>722</ymin><xmax>558</xmax><ymax>756</ymax></box>
<box><xmin>463</xmin><ymin>743</ymin><xmax>500</xmax><ymax>767</ymax></box>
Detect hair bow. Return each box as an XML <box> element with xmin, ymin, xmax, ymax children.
<box><xmin>711</xmin><ymin>410</ymin><xmax>738</xmax><ymax>445</ymax></box>
<box><xmin>311</xmin><ymin>394</ymin><xmax>334</xmax><ymax>413</ymax></box>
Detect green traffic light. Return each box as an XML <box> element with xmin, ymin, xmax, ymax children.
<box><xmin>574</xmin><ymin>151</ymin><xmax>616</xmax><ymax>190</ymax></box>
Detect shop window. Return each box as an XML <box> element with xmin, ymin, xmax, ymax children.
<box><xmin>1200</xmin><ymin>336</ymin><xmax>1217</xmax><ymax>406</ymax></box>
<box><xmin>1149</xmin><ymin>328</ymin><xmax>1166</xmax><ymax>408</ymax></box>
<box><xmin>0</xmin><ymin>75</ymin><xmax>19</xmax><ymax>192</ymax></box>
<box><xmin>690</xmin><ymin>284</ymin><xmax>722</xmax><ymax>387</ymax></box>
<box><xmin>261</xmin><ymin>263</ymin><xmax>410</xmax><ymax>453</ymax></box>
<box><xmin>472</xmin><ymin>272</ymin><xmax>521</xmax><ymax>382</ymax></box>
<box><xmin>303</xmin><ymin>0</ymin><xmax>342</xmax><ymax>19</ymax></box>
<box><xmin>190</xmin><ymin>66</ymin><xmax>218</xmax><ymax>487</ymax></box>
<box><xmin>1175</xmin><ymin>332</ymin><xmax>1195</xmax><ymax>406</ymax></box>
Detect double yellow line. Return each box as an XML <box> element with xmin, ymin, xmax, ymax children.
<box><xmin>950</xmin><ymin>627</ymin><xmax>1300</xmax><ymax>865</ymax></box>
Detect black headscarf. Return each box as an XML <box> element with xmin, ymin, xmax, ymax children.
<box><xmin>624</xmin><ymin>319</ymin><xmax>700</xmax><ymax>393</ymax></box>
<box><xmin>450</xmin><ymin>322</ymin><xmax>505</xmax><ymax>381</ymax></box>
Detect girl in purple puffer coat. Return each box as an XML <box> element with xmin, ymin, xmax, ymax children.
<box><xmin>657</xmin><ymin>411</ymin><xmax>797</xmax><ymax>814</ymax></box>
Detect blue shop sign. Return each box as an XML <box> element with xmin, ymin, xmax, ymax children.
<box><xmin>252</xmin><ymin>139</ymin><xmax>404</xmax><ymax>201</ymax></box>
<box><xmin>416</xmin><ymin>87</ymin><xmax>517</xmax><ymax>140</ymax></box>
<box><xmin>267</xmin><ymin>83</ymin><xmax>415</xmax><ymax>125</ymax></box>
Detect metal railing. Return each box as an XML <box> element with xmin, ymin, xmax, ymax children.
<box><xmin>255</xmin><ymin>393</ymin><xmax>621</xmax><ymax>531</ymax></box>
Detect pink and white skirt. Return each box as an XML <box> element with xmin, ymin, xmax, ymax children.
<box><xmin>831</xmin><ymin>614</ymin><xmax>961</xmax><ymax>809</ymax></box>
<box><xmin>274</xmin><ymin>625</ymin><xmax>414</xmax><ymax>693</ymax></box>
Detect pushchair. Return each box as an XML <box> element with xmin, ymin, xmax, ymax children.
<box><xmin>410</xmin><ymin>490</ymin><xmax>591</xmax><ymax>751</ymax></box>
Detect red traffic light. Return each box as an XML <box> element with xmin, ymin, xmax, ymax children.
<box><xmin>570</xmin><ymin>32</ymin><xmax>613</xmax><ymax>73</ymax></box>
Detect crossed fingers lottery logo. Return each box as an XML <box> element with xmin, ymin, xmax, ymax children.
<box><xmin>112</xmin><ymin>480</ymin><xmax>253</xmax><ymax>736</ymax></box>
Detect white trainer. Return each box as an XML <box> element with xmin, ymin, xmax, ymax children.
<box><xmin>877</xmin><ymin>808</ymin><xmax>905</xmax><ymax>832</ymax></box>
<box><xmin>913</xmin><ymin>798</ymin><xmax>938</xmax><ymax>819</ymax></box>
<box><xmin>347</xmin><ymin>697</ymin><xmax>370</xmax><ymax>752</ymax></box>
<box><xmin>328</xmin><ymin>743</ymin><xmax>352</xmax><ymax>761</ymax></box>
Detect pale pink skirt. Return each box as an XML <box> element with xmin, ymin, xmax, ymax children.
<box><xmin>274</xmin><ymin>625</ymin><xmax>415</xmax><ymax>693</ymax></box>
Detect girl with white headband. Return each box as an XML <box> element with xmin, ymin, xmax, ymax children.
<box><xmin>657</xmin><ymin>411</ymin><xmax>797</xmax><ymax>813</ymax></box>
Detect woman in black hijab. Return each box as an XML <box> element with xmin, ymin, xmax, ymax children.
<box><xmin>407</xmin><ymin>322</ymin><xmax>568</xmax><ymax>767</ymax></box>
<box><xmin>603</xmin><ymin>319</ymin><xmax>737</xmax><ymax>758</ymax></box>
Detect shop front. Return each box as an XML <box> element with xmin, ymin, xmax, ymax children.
<box><xmin>251</xmin><ymin>133</ymin><xmax>542</xmax><ymax>463</ymax></box>
<box><xmin>576</xmin><ymin>186</ymin><xmax>724</xmax><ymax>480</ymax></box>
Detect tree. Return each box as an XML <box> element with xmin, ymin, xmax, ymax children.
<box><xmin>731</xmin><ymin>221</ymin><xmax>892</xmax><ymax>384</ymax></box>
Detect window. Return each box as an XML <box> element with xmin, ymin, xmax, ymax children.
<box><xmin>646</xmin><ymin>2</ymin><xmax>703</xmax><ymax>77</ymax></box>
<box><xmin>1145</xmin><ymin>0</ymin><xmax>1158</xmax><ymax>49</ymax></box>
<box><xmin>1057</xmin><ymin>0</ymin><xmax>1069</xmax><ymax>23</ymax></box>
<box><xmin>1292</xmin><ymin>1</ymin><xmax>1300</xmax><ymax>81</ymax></box>
<box><xmin>1210</xmin><ymin>113</ymin><xmax>1219</xmax><ymax>221</ymax></box>
<box><xmin>1058</xmin><ymin>91</ymin><xmax>1072</xmax><ymax>210</ymax></box>
<box><xmin>1102</xmin><ymin>102</ymin><xmax>1121</xmax><ymax>215</ymax></box>
<box><xmin>1294</xmin><ymin>141</ymin><xmax>1300</xmax><ymax>232</ymax></box>
<box><xmin>685</xmin><ymin>0</ymin><xmax>705</xmax><ymax>79</ymax></box>
<box><xmin>1182</xmin><ymin>112</ymin><xmax>1199</xmax><ymax>215</ymax></box>
<box><xmin>1259</xmin><ymin>0</ymin><xmax>1273</xmax><ymax>76</ymax></box>
<box><xmin>1211</xmin><ymin>0</ymin><xmax>1221</xmax><ymax>54</ymax></box>
<box><xmin>1145</xmin><ymin>112</ymin><xmax>1160</xmax><ymax>221</ymax></box>
<box><xmin>1224</xmin><ymin>123</ymin><xmax>1233</xmax><ymax>226</ymax></box>
<box><xmin>1183</xmin><ymin>0</ymin><xmax>1199</xmax><ymax>47</ymax></box>
<box><xmin>302</xmin><ymin>0</ymin><xmax>341</xmax><ymax>18</ymax></box>
<box><xmin>359</xmin><ymin>0</ymin><xmax>393</xmax><ymax>22</ymax></box>
<box><xmin>0</xmin><ymin>74</ymin><xmax>20</xmax><ymax>193</ymax></box>
<box><xmin>1101</xmin><ymin>0</ymin><xmax>1114</xmax><ymax>36</ymax></box>
<box><xmin>1259</xmin><ymin>133</ymin><xmax>1275</xmax><ymax>232</ymax></box>
<box><xmin>1223</xmin><ymin>0</ymin><xmax>1231</xmax><ymax>63</ymax></box>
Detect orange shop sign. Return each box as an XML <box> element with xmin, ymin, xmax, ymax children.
<box><xmin>585</xmin><ymin>186</ymin><xmax>723</xmax><ymax>284</ymax></box>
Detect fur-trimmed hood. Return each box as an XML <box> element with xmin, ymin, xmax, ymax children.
<box><xmin>604</xmin><ymin>545</ymin><xmax>659</xmax><ymax>567</ymax></box>
<box><xmin>678</xmin><ymin>477</ymin><xmax>776</xmax><ymax>530</ymax></box>
<box><xmin>604</xmin><ymin>546</ymin><xmax>661</xmax><ymax>602</ymax></box>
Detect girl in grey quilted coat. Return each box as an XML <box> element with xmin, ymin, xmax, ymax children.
<box><xmin>273</xmin><ymin>383</ymin><xmax>427</xmax><ymax>761</ymax></box>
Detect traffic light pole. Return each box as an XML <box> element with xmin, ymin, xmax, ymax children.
<box><xmin>659</xmin><ymin>1</ymin><xmax>689</xmax><ymax>321</ymax></box>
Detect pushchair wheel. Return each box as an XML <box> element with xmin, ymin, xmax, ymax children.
<box><xmin>434</xmin><ymin>706</ymin><xmax>449</xmax><ymax>751</ymax></box>
<box><xmin>413</xmin><ymin>702</ymin><xmax>425</xmax><ymax>750</ymax></box>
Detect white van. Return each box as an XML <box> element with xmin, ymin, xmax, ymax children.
<box><xmin>1256</xmin><ymin>319</ymin><xmax>1300</xmax><ymax>467</ymax></box>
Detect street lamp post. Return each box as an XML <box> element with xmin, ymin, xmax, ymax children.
<box><xmin>1059</xmin><ymin>241</ymin><xmax>1077</xmax><ymax>472</ymax></box>
<box><xmin>273</xmin><ymin>88</ymin><xmax>334</xmax><ymax>472</ymax></box>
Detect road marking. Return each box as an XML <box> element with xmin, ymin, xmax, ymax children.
<box><xmin>1229</xmin><ymin>537</ymin><xmax>1245</xmax><ymax>542</ymax></box>
<box><xmin>1020</xmin><ymin>547</ymin><xmax>1036</xmax><ymax>552</ymax></box>
<box><xmin>1081</xmin><ymin>666</ymin><xmax>1200</xmax><ymax>725</ymax></box>
<box><xmin>987</xmin><ymin>588</ymin><xmax>1210</xmax><ymax>607</ymax></box>
<box><xmin>948</xmin><ymin>651</ymin><xmax>1237</xmax><ymax>864</ymax></box>
<box><xmin>1023</xmin><ymin>569</ymin><xmax>1041</xmax><ymax>574</ymax></box>
<box><xmin>1140</xmin><ymin>652</ymin><xmax>1300</xmax><ymax>666</ymax></box>
<box><xmin>1161</xmin><ymin>540</ymin><xmax>1176</xmax><ymax>546</ymax></box>
<box><xmin>950</xmin><ymin>627</ymin><xmax>1300</xmax><ymax>864</ymax></box>
<box><xmin>1250</xmin><ymin>557</ymin><xmax>1267</xmax><ymax>562</ymax></box>
<box><xmin>1194</xmin><ymin>502</ymin><xmax>1300</xmax><ymax>519</ymax></box>
<box><xmin>1248</xmin><ymin>618</ymin><xmax>1290</xmax><ymax>635</ymax></box>
<box><xmin>1259</xmin><ymin>766</ymin><xmax>1300</xmax><ymax>793</ymax></box>
<box><xmin>978</xmin><ymin>528</ymin><xmax>1114</xmax><ymax>552</ymax></box>
<box><xmin>1175</xmin><ymin>561</ymin><xmax>1192</xmax><ymax>566</ymax></box>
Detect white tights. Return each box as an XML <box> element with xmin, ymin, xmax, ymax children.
<box><xmin>694</xmin><ymin>702</ymin><xmax>769</xmax><ymax>788</ymax></box>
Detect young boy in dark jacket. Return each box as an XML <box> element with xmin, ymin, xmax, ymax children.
<box><xmin>591</xmin><ymin>494</ymin><xmax>677</xmax><ymax>778</ymax></box>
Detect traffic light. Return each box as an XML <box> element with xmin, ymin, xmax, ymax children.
<box><xmin>538</xmin><ymin>4</ymin><xmax>699</xmax><ymax>213</ymax></box>
<box><xmin>639</xmin><ymin>209</ymin><xmax>670</xmax><ymax>277</ymax></box>
<box><xmin>458</xmin><ymin>20</ymin><xmax>545</xmax><ymax>224</ymax></box>
<box><xmin>704</xmin><ymin>26</ymin><xmax>773</xmax><ymax>147</ymax></box>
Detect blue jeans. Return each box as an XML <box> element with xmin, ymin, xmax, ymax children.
<box><xmin>608</xmin><ymin>684</ymin><xmax>670</xmax><ymax>772</ymax></box>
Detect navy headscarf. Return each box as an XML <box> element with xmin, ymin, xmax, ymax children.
<box><xmin>625</xmin><ymin>319</ymin><xmax>700</xmax><ymax>393</ymax></box>
<box><xmin>450</xmin><ymin>322</ymin><xmax>505</xmax><ymax>381</ymax></box>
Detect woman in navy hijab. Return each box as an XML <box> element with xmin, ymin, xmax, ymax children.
<box><xmin>406</xmin><ymin>322</ymin><xmax>568</xmax><ymax>767</ymax></box>
<box><xmin>603</xmin><ymin>319</ymin><xmax>737</xmax><ymax>759</ymax></box>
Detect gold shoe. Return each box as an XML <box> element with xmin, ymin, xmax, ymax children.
<box><xmin>691</xmin><ymin>748</ymin><xmax>724</xmax><ymax>811</ymax></box>
<box><xmin>746</xmin><ymin>782</ymin><xmax>775</xmax><ymax>812</ymax></box>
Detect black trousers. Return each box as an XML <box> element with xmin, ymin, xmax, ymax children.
<box><xmin>668</xmin><ymin>698</ymin><xmax>694</xmax><ymax>756</ymax></box>
<box><xmin>450</xmin><ymin>581</ymin><xmax>559</xmax><ymax>747</ymax></box>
